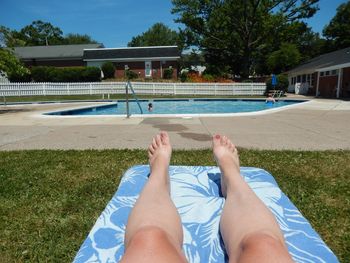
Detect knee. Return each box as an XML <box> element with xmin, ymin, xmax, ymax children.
<box><xmin>128</xmin><ymin>226</ymin><xmax>171</xmax><ymax>249</ymax></box>
<box><xmin>242</xmin><ymin>233</ymin><xmax>286</xmax><ymax>254</ymax></box>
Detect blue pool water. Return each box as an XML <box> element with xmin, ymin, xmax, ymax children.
<box><xmin>46</xmin><ymin>99</ymin><xmax>306</xmax><ymax>116</ymax></box>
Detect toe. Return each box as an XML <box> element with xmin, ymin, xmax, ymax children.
<box><xmin>222</xmin><ymin>136</ymin><xmax>228</xmax><ymax>145</ymax></box>
<box><xmin>220</xmin><ymin>135</ymin><xmax>226</xmax><ymax>145</ymax></box>
<box><xmin>152</xmin><ymin>137</ymin><xmax>158</xmax><ymax>149</ymax></box>
<box><xmin>149</xmin><ymin>144</ymin><xmax>155</xmax><ymax>154</ymax></box>
<box><xmin>233</xmin><ymin>144</ymin><xmax>238</xmax><ymax>153</ymax></box>
<box><xmin>160</xmin><ymin>131</ymin><xmax>170</xmax><ymax>145</ymax></box>
<box><xmin>228</xmin><ymin>142</ymin><xmax>235</xmax><ymax>152</ymax></box>
<box><xmin>155</xmin><ymin>134</ymin><xmax>162</xmax><ymax>146</ymax></box>
<box><xmin>213</xmin><ymin>134</ymin><xmax>221</xmax><ymax>147</ymax></box>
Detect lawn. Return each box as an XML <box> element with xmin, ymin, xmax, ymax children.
<box><xmin>0</xmin><ymin>149</ymin><xmax>349</xmax><ymax>262</ymax></box>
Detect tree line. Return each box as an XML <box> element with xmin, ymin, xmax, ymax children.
<box><xmin>129</xmin><ymin>1</ymin><xmax>350</xmax><ymax>78</ymax></box>
<box><xmin>1</xmin><ymin>1</ymin><xmax>349</xmax><ymax>81</ymax></box>
<box><xmin>0</xmin><ymin>20</ymin><xmax>98</xmax><ymax>47</ymax></box>
<box><xmin>170</xmin><ymin>0</ymin><xmax>350</xmax><ymax>77</ymax></box>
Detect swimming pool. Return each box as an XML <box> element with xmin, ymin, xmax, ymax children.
<box><xmin>45</xmin><ymin>99</ymin><xmax>307</xmax><ymax>116</ymax></box>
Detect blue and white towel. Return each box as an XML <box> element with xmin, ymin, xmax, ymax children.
<box><xmin>74</xmin><ymin>165</ymin><xmax>339</xmax><ymax>263</ymax></box>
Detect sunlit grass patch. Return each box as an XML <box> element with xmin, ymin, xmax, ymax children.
<box><xmin>0</xmin><ymin>149</ymin><xmax>349</xmax><ymax>262</ymax></box>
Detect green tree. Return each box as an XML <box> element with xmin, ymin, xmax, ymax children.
<box><xmin>18</xmin><ymin>20</ymin><xmax>64</xmax><ymax>46</ymax></box>
<box><xmin>0</xmin><ymin>26</ymin><xmax>26</xmax><ymax>47</ymax></box>
<box><xmin>0</xmin><ymin>48</ymin><xmax>30</xmax><ymax>81</ymax></box>
<box><xmin>172</xmin><ymin>0</ymin><xmax>319</xmax><ymax>78</ymax></box>
<box><xmin>128</xmin><ymin>23</ymin><xmax>183</xmax><ymax>50</ymax></box>
<box><xmin>1</xmin><ymin>21</ymin><xmax>98</xmax><ymax>47</ymax></box>
<box><xmin>267</xmin><ymin>43</ymin><xmax>301</xmax><ymax>73</ymax></box>
<box><xmin>63</xmin><ymin>33</ymin><xmax>98</xmax><ymax>45</ymax></box>
<box><xmin>323</xmin><ymin>1</ymin><xmax>350</xmax><ymax>49</ymax></box>
<box><xmin>179</xmin><ymin>50</ymin><xmax>205</xmax><ymax>70</ymax></box>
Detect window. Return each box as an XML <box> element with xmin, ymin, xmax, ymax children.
<box><xmin>297</xmin><ymin>75</ymin><xmax>301</xmax><ymax>82</ymax></box>
<box><xmin>302</xmin><ymin>74</ymin><xmax>306</xmax><ymax>82</ymax></box>
<box><xmin>311</xmin><ymin>74</ymin><xmax>315</xmax><ymax>86</ymax></box>
<box><xmin>320</xmin><ymin>69</ymin><xmax>338</xmax><ymax>77</ymax></box>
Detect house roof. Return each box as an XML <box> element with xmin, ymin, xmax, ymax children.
<box><xmin>288</xmin><ymin>47</ymin><xmax>350</xmax><ymax>75</ymax></box>
<box><xmin>83</xmin><ymin>46</ymin><xmax>181</xmax><ymax>61</ymax></box>
<box><xmin>13</xmin><ymin>44</ymin><xmax>103</xmax><ymax>60</ymax></box>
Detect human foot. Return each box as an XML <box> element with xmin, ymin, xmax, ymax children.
<box><xmin>148</xmin><ymin>131</ymin><xmax>172</xmax><ymax>176</ymax></box>
<box><xmin>212</xmin><ymin>134</ymin><xmax>240</xmax><ymax>197</ymax></box>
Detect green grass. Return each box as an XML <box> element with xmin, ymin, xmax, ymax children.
<box><xmin>2</xmin><ymin>94</ymin><xmax>265</xmax><ymax>103</ymax></box>
<box><xmin>0</xmin><ymin>149</ymin><xmax>349</xmax><ymax>262</ymax></box>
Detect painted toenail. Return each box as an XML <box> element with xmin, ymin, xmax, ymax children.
<box><xmin>215</xmin><ymin>135</ymin><xmax>221</xmax><ymax>139</ymax></box>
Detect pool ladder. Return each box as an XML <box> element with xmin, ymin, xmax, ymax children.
<box><xmin>125</xmin><ymin>81</ymin><xmax>143</xmax><ymax>117</ymax></box>
<box><xmin>272</xmin><ymin>90</ymin><xmax>284</xmax><ymax>101</ymax></box>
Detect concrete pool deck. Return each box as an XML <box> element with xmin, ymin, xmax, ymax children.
<box><xmin>0</xmin><ymin>98</ymin><xmax>350</xmax><ymax>150</ymax></box>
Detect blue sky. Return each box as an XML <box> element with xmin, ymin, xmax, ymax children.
<box><xmin>0</xmin><ymin>0</ymin><xmax>348</xmax><ymax>48</ymax></box>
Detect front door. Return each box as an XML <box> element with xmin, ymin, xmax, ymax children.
<box><xmin>145</xmin><ymin>61</ymin><xmax>152</xmax><ymax>77</ymax></box>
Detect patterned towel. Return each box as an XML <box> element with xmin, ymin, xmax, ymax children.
<box><xmin>74</xmin><ymin>165</ymin><xmax>339</xmax><ymax>263</ymax></box>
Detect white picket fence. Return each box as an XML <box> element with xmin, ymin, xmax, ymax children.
<box><xmin>0</xmin><ymin>71</ymin><xmax>9</xmax><ymax>83</ymax></box>
<box><xmin>0</xmin><ymin>82</ymin><xmax>266</xmax><ymax>97</ymax></box>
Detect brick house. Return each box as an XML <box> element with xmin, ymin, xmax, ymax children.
<box><xmin>14</xmin><ymin>44</ymin><xmax>104</xmax><ymax>67</ymax></box>
<box><xmin>83</xmin><ymin>46</ymin><xmax>181</xmax><ymax>79</ymax></box>
<box><xmin>287</xmin><ymin>47</ymin><xmax>350</xmax><ymax>98</ymax></box>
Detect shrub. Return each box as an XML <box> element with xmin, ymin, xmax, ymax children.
<box><xmin>163</xmin><ymin>68</ymin><xmax>174</xmax><ymax>79</ymax></box>
<box><xmin>266</xmin><ymin>74</ymin><xmax>289</xmax><ymax>92</ymax></box>
<box><xmin>187</xmin><ymin>72</ymin><xmax>204</xmax><ymax>82</ymax></box>
<box><xmin>31</xmin><ymin>66</ymin><xmax>101</xmax><ymax>82</ymax></box>
<box><xmin>202</xmin><ymin>74</ymin><xmax>215</xmax><ymax>82</ymax></box>
<box><xmin>81</xmin><ymin>67</ymin><xmax>101</xmax><ymax>82</ymax></box>
<box><xmin>8</xmin><ymin>70</ymin><xmax>31</xmax><ymax>82</ymax></box>
<box><xmin>180</xmin><ymin>71</ymin><xmax>188</xmax><ymax>82</ymax></box>
<box><xmin>0</xmin><ymin>48</ymin><xmax>31</xmax><ymax>82</ymax></box>
<box><xmin>125</xmin><ymin>70</ymin><xmax>138</xmax><ymax>80</ymax></box>
<box><xmin>31</xmin><ymin>67</ymin><xmax>54</xmax><ymax>82</ymax></box>
<box><xmin>101</xmin><ymin>62</ymin><xmax>115</xmax><ymax>79</ymax></box>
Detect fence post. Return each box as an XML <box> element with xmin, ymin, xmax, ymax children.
<box><xmin>90</xmin><ymin>83</ymin><xmax>92</xmax><ymax>95</ymax></box>
<box><xmin>214</xmin><ymin>84</ymin><xmax>217</xmax><ymax>96</ymax></box>
<box><xmin>43</xmin><ymin>83</ymin><xmax>46</xmax><ymax>96</ymax></box>
<box><xmin>173</xmin><ymin>83</ymin><xmax>176</xmax><ymax>95</ymax></box>
<box><xmin>251</xmin><ymin>83</ymin><xmax>253</xmax><ymax>96</ymax></box>
<box><xmin>67</xmin><ymin>83</ymin><xmax>70</xmax><ymax>95</ymax></box>
<box><xmin>153</xmin><ymin>83</ymin><xmax>155</xmax><ymax>95</ymax></box>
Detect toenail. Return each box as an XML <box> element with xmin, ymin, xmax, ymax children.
<box><xmin>215</xmin><ymin>135</ymin><xmax>220</xmax><ymax>139</ymax></box>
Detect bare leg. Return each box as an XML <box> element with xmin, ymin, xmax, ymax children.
<box><xmin>121</xmin><ymin>132</ymin><xmax>187</xmax><ymax>263</ymax></box>
<box><xmin>213</xmin><ymin>135</ymin><xmax>293</xmax><ymax>263</ymax></box>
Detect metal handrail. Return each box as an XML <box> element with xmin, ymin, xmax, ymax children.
<box><xmin>125</xmin><ymin>81</ymin><xmax>143</xmax><ymax>118</ymax></box>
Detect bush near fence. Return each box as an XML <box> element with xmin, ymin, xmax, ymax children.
<box><xmin>31</xmin><ymin>66</ymin><xmax>101</xmax><ymax>82</ymax></box>
<box><xmin>163</xmin><ymin>68</ymin><xmax>174</xmax><ymax>79</ymax></box>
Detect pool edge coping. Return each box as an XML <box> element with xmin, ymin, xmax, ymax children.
<box><xmin>34</xmin><ymin>99</ymin><xmax>312</xmax><ymax>119</ymax></box>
